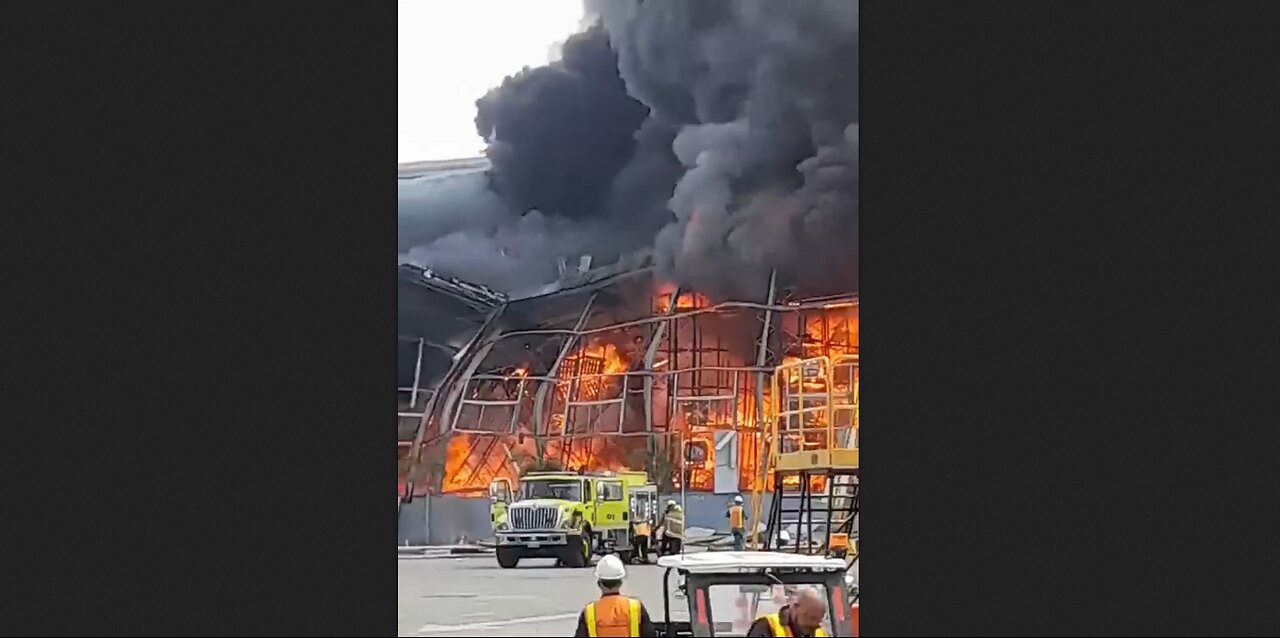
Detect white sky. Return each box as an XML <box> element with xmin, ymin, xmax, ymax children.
<box><xmin>398</xmin><ymin>0</ymin><xmax>585</xmax><ymax>163</ymax></box>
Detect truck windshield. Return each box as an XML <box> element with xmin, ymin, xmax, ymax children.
<box><xmin>519</xmin><ymin>480</ymin><xmax>583</xmax><ymax>502</ymax></box>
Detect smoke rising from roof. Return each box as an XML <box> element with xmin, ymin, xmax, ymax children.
<box><xmin>398</xmin><ymin>0</ymin><xmax>857</xmax><ymax>299</ymax></box>
<box><xmin>397</xmin><ymin>173</ymin><xmax>611</xmax><ymax>293</ymax></box>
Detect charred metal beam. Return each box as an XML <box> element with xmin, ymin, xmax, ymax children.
<box><xmin>641</xmin><ymin>283</ymin><xmax>686</xmax><ymax>481</ymax></box>
<box><xmin>531</xmin><ymin>294</ymin><xmax>597</xmax><ymax>462</ymax></box>
<box><xmin>409</xmin><ymin>337</ymin><xmax>425</xmax><ymax>409</ymax></box>
<box><xmin>642</xmin><ymin>284</ymin><xmax>683</xmax><ymax>430</ymax></box>
<box><xmin>755</xmin><ymin>270</ymin><xmax>778</xmax><ymax>492</ymax></box>
<box><xmin>486</xmin><ymin>296</ymin><xmax>856</xmax><ymax>342</ymax></box>
<box><xmin>403</xmin><ymin>303</ymin><xmax>505</xmax><ymax>496</ymax></box>
<box><xmin>398</xmin><ymin>263</ymin><xmax>507</xmax><ymax>311</ymax></box>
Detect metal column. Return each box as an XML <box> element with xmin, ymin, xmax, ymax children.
<box><xmin>531</xmin><ymin>294</ymin><xmax>597</xmax><ymax>463</ymax></box>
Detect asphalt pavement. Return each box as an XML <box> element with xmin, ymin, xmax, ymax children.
<box><xmin>398</xmin><ymin>554</ymin><xmax>679</xmax><ymax>637</ymax></box>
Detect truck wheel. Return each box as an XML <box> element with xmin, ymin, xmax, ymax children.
<box><xmin>496</xmin><ymin>548</ymin><xmax>520</xmax><ymax>569</ymax></box>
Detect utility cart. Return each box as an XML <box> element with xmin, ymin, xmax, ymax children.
<box><xmin>652</xmin><ymin>552</ymin><xmax>856</xmax><ymax>637</ymax></box>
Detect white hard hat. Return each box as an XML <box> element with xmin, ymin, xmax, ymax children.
<box><xmin>667</xmin><ymin>499</ymin><xmax>677</xmax><ymax>507</ymax></box>
<box><xmin>595</xmin><ymin>554</ymin><xmax>627</xmax><ymax>581</ymax></box>
<box><xmin>733</xmin><ymin>495</ymin><xmax>744</xmax><ymax>503</ymax></box>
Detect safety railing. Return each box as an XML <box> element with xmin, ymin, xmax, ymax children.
<box><xmin>748</xmin><ymin>355</ymin><xmax>861</xmax><ymax>545</ymax></box>
<box><xmin>773</xmin><ymin>356</ymin><xmax>834</xmax><ymax>454</ymax></box>
<box><xmin>830</xmin><ymin>354</ymin><xmax>859</xmax><ymax>450</ymax></box>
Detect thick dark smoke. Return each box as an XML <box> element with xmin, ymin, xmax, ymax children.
<box><xmin>475</xmin><ymin>24</ymin><xmax>650</xmax><ymax>221</ymax></box>
<box><xmin>398</xmin><ymin>25</ymin><xmax>654</xmax><ymax>294</ymax></box>
<box><xmin>398</xmin><ymin>172</ymin><xmax>609</xmax><ymax>292</ymax></box>
<box><xmin>593</xmin><ymin>0</ymin><xmax>859</xmax><ymax>299</ymax></box>
<box><xmin>399</xmin><ymin>0</ymin><xmax>858</xmax><ymax>299</ymax></box>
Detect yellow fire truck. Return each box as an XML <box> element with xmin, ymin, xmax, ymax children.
<box><xmin>488</xmin><ymin>470</ymin><xmax>658</xmax><ymax>568</ymax></box>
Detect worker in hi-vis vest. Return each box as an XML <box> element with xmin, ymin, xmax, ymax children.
<box><xmin>658</xmin><ymin>500</ymin><xmax>684</xmax><ymax>555</ymax></box>
<box><xmin>630</xmin><ymin>516</ymin><xmax>652</xmax><ymax>564</ymax></box>
<box><xmin>727</xmin><ymin>494</ymin><xmax>747</xmax><ymax>551</ymax></box>
<box><xmin>573</xmin><ymin>554</ymin><xmax>656</xmax><ymax>637</ymax></box>
<box><xmin>746</xmin><ymin>586</ymin><xmax>830</xmax><ymax>637</ymax></box>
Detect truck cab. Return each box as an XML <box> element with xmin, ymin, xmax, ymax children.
<box><xmin>488</xmin><ymin>470</ymin><xmax>658</xmax><ymax>569</ymax></box>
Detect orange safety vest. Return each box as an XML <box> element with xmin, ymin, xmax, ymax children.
<box><xmin>728</xmin><ymin>505</ymin><xmax>745</xmax><ymax>529</ymax></box>
<box><xmin>584</xmin><ymin>596</ymin><xmax>641</xmax><ymax>637</ymax></box>
<box><xmin>762</xmin><ymin>612</ymin><xmax>830</xmax><ymax>637</ymax></box>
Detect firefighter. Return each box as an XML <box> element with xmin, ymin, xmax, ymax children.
<box><xmin>746</xmin><ymin>586</ymin><xmax>830</xmax><ymax>637</ymax></box>
<box><xmin>573</xmin><ymin>554</ymin><xmax>656</xmax><ymax>637</ymax></box>
<box><xmin>658</xmin><ymin>500</ymin><xmax>684</xmax><ymax>555</ymax></box>
<box><xmin>727</xmin><ymin>494</ymin><xmax>747</xmax><ymax>551</ymax></box>
<box><xmin>630</xmin><ymin>516</ymin><xmax>651</xmax><ymax>564</ymax></box>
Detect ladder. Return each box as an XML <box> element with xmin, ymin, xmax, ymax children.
<box><xmin>763</xmin><ymin>469</ymin><xmax>859</xmax><ymax>555</ymax></box>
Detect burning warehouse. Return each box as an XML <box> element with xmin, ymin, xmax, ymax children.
<box><xmin>398</xmin><ymin>249</ymin><xmax>856</xmax><ymax>543</ymax></box>
<box><xmin>397</xmin><ymin>0</ymin><xmax>857</xmax><ymax>543</ymax></box>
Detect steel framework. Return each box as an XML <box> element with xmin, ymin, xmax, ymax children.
<box><xmin>398</xmin><ymin>259</ymin><xmax>857</xmax><ymax>498</ymax></box>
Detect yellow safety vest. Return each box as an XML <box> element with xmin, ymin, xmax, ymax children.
<box><xmin>664</xmin><ymin>510</ymin><xmax>684</xmax><ymax>538</ymax></box>
<box><xmin>763</xmin><ymin>612</ymin><xmax>829</xmax><ymax>637</ymax></box>
<box><xmin>584</xmin><ymin>597</ymin><xmax>641</xmax><ymax>637</ymax></box>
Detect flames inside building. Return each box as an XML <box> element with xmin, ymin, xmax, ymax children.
<box><xmin>398</xmin><ymin>251</ymin><xmax>857</xmax><ymax>500</ymax></box>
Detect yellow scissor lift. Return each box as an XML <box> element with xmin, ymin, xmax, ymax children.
<box><xmin>749</xmin><ymin>355</ymin><xmax>859</xmax><ymax>559</ymax></box>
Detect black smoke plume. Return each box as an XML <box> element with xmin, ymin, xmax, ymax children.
<box><xmin>475</xmin><ymin>24</ymin><xmax>650</xmax><ymax>221</ymax></box>
<box><xmin>593</xmin><ymin>0</ymin><xmax>859</xmax><ymax>299</ymax></box>
<box><xmin>397</xmin><ymin>172</ymin><xmax>608</xmax><ymax>292</ymax></box>
<box><xmin>399</xmin><ymin>0</ymin><xmax>858</xmax><ymax>299</ymax></box>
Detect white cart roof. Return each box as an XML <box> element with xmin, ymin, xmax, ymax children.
<box><xmin>656</xmin><ymin>551</ymin><xmax>848</xmax><ymax>573</ymax></box>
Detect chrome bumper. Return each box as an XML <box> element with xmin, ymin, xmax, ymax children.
<box><xmin>496</xmin><ymin>531</ymin><xmax>570</xmax><ymax>546</ymax></box>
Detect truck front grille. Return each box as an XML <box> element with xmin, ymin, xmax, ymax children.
<box><xmin>509</xmin><ymin>506</ymin><xmax>559</xmax><ymax>530</ymax></box>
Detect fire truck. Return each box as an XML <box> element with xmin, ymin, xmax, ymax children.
<box><xmin>488</xmin><ymin>470</ymin><xmax>659</xmax><ymax>568</ymax></box>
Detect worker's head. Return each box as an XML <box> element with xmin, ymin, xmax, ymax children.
<box><xmin>594</xmin><ymin>554</ymin><xmax>626</xmax><ymax>593</ymax></box>
<box><xmin>667</xmin><ymin>499</ymin><xmax>677</xmax><ymax>510</ymax></box>
<box><xmin>733</xmin><ymin>495</ymin><xmax>744</xmax><ymax>504</ymax></box>
<box><xmin>790</xmin><ymin>586</ymin><xmax>828</xmax><ymax>632</ymax></box>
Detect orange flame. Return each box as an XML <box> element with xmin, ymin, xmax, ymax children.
<box><xmin>560</xmin><ymin>341</ymin><xmax>629</xmax><ymax>404</ymax></box>
<box><xmin>413</xmin><ymin>299</ymin><xmax>857</xmax><ymax>497</ymax></box>
<box><xmin>653</xmin><ymin>280</ymin><xmax>710</xmax><ymax>313</ymax></box>
<box><xmin>439</xmin><ymin>433</ymin><xmax>639</xmax><ymax>496</ymax></box>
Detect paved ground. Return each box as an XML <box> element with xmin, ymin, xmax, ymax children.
<box><xmin>398</xmin><ymin>551</ymin><xmax>851</xmax><ymax>637</ymax></box>
<box><xmin>398</xmin><ymin>554</ymin><xmax>682</xmax><ymax>637</ymax></box>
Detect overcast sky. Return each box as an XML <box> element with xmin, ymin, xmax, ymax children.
<box><xmin>398</xmin><ymin>0</ymin><xmax>583</xmax><ymax>163</ymax></box>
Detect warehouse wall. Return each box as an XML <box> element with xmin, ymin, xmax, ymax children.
<box><xmin>397</xmin><ymin>492</ymin><xmax>795</xmax><ymax>545</ymax></box>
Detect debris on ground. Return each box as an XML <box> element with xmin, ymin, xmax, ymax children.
<box><xmin>397</xmin><ymin>545</ymin><xmax>495</xmax><ymax>559</ymax></box>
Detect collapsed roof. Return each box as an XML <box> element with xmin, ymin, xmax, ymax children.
<box><xmin>397</xmin><ymin>265</ymin><xmax>505</xmax><ymax>392</ymax></box>
<box><xmin>396</xmin><ymin>247</ymin><xmax>659</xmax><ymax>386</ymax></box>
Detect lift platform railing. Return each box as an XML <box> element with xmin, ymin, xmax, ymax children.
<box><xmin>773</xmin><ymin>355</ymin><xmax>834</xmax><ymax>458</ymax></box>
<box><xmin>747</xmin><ymin>355</ymin><xmax>860</xmax><ymax>548</ymax></box>
<box><xmin>830</xmin><ymin>354</ymin><xmax>858</xmax><ymax>450</ymax></box>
